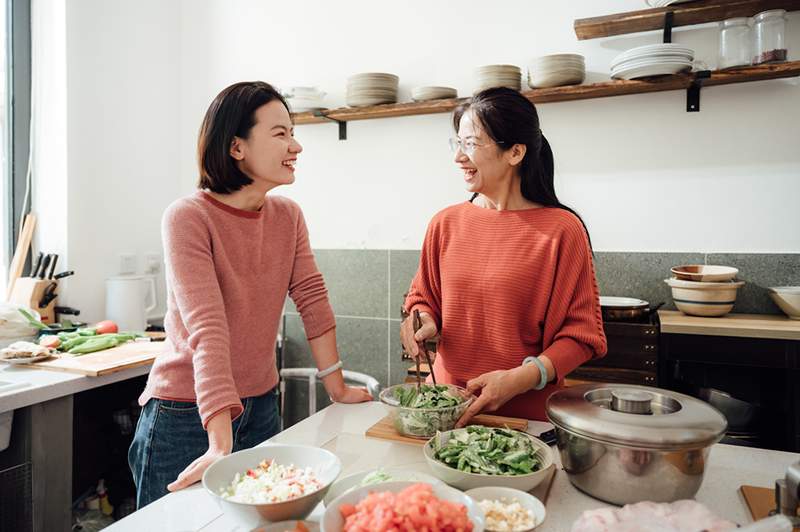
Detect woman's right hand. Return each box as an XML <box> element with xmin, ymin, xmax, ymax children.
<box><xmin>400</xmin><ymin>311</ymin><xmax>437</xmax><ymax>359</ymax></box>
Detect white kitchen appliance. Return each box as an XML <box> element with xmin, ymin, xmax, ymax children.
<box><xmin>105</xmin><ymin>276</ymin><xmax>156</xmax><ymax>332</ymax></box>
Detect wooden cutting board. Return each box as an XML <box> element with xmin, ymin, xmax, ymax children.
<box><xmin>366</xmin><ymin>413</ymin><xmax>529</xmax><ymax>445</ymax></box>
<box><xmin>740</xmin><ymin>485</ymin><xmax>800</xmax><ymax>530</ymax></box>
<box><xmin>17</xmin><ymin>341</ymin><xmax>166</xmax><ymax>376</ymax></box>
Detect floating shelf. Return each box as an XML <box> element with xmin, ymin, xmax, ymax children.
<box><xmin>574</xmin><ymin>0</ymin><xmax>800</xmax><ymax>40</ymax></box>
<box><xmin>292</xmin><ymin>61</ymin><xmax>800</xmax><ymax>126</ymax></box>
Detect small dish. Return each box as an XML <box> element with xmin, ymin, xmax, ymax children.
<box><xmin>465</xmin><ymin>486</ymin><xmax>546</xmax><ymax>532</ymax></box>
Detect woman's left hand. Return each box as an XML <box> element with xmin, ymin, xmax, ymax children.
<box><xmin>456</xmin><ymin>366</ymin><xmax>537</xmax><ymax>428</ymax></box>
<box><xmin>330</xmin><ymin>385</ymin><xmax>373</xmax><ymax>404</ymax></box>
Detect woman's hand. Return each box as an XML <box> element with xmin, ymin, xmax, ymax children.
<box><xmin>330</xmin><ymin>385</ymin><xmax>373</xmax><ymax>404</ymax></box>
<box><xmin>400</xmin><ymin>311</ymin><xmax>437</xmax><ymax>359</ymax></box>
<box><xmin>168</xmin><ymin>408</ymin><xmax>233</xmax><ymax>492</ymax></box>
<box><xmin>456</xmin><ymin>365</ymin><xmax>539</xmax><ymax>428</ymax></box>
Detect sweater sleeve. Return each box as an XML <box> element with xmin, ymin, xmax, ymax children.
<box><xmin>162</xmin><ymin>203</ymin><xmax>242</xmax><ymax>428</ymax></box>
<box><xmin>287</xmin><ymin>205</ymin><xmax>336</xmax><ymax>339</ymax></box>
<box><xmin>540</xmin><ymin>217</ymin><xmax>607</xmax><ymax>381</ymax></box>
<box><xmin>404</xmin><ymin>217</ymin><xmax>443</xmax><ymax>328</ymax></box>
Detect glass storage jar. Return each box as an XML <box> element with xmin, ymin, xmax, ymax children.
<box><xmin>752</xmin><ymin>9</ymin><xmax>788</xmax><ymax>64</ymax></box>
<box><xmin>719</xmin><ymin>18</ymin><xmax>751</xmax><ymax>69</ymax></box>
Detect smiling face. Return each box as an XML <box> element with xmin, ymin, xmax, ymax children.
<box><xmin>454</xmin><ymin>111</ymin><xmax>517</xmax><ymax>196</ymax></box>
<box><xmin>229</xmin><ymin>100</ymin><xmax>303</xmax><ymax>190</ymax></box>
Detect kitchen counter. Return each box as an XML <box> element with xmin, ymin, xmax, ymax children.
<box><xmin>0</xmin><ymin>360</ymin><xmax>151</xmax><ymax>413</ymax></box>
<box><xmin>659</xmin><ymin>310</ymin><xmax>800</xmax><ymax>340</ymax></box>
<box><xmin>107</xmin><ymin>401</ymin><xmax>800</xmax><ymax>532</ymax></box>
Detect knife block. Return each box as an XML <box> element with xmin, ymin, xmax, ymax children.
<box><xmin>7</xmin><ymin>277</ymin><xmax>58</xmax><ymax>324</ymax></box>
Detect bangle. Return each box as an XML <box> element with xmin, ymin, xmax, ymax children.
<box><xmin>522</xmin><ymin>356</ymin><xmax>548</xmax><ymax>391</ymax></box>
<box><xmin>316</xmin><ymin>360</ymin><xmax>342</xmax><ymax>379</ymax></box>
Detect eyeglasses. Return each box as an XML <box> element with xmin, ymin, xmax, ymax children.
<box><xmin>448</xmin><ymin>137</ymin><xmax>504</xmax><ymax>156</ymax></box>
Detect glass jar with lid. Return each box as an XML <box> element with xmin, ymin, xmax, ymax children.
<box><xmin>752</xmin><ymin>9</ymin><xmax>788</xmax><ymax>64</ymax></box>
<box><xmin>719</xmin><ymin>17</ymin><xmax>751</xmax><ymax>69</ymax></box>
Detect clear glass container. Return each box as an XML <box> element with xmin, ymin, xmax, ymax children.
<box><xmin>719</xmin><ymin>18</ymin><xmax>751</xmax><ymax>69</ymax></box>
<box><xmin>752</xmin><ymin>9</ymin><xmax>788</xmax><ymax>65</ymax></box>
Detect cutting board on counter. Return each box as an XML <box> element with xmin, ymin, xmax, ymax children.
<box><xmin>366</xmin><ymin>413</ymin><xmax>529</xmax><ymax>445</ymax></box>
<box><xmin>740</xmin><ymin>485</ymin><xmax>800</xmax><ymax>530</ymax></box>
<box><xmin>17</xmin><ymin>341</ymin><xmax>166</xmax><ymax>377</ymax></box>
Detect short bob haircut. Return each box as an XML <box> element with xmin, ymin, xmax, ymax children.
<box><xmin>197</xmin><ymin>81</ymin><xmax>290</xmax><ymax>194</ymax></box>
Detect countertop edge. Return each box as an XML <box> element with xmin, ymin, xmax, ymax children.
<box><xmin>658</xmin><ymin>310</ymin><xmax>800</xmax><ymax>341</ymax></box>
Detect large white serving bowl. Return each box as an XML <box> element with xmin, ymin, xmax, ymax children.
<box><xmin>321</xmin><ymin>480</ymin><xmax>485</xmax><ymax>532</ymax></box>
<box><xmin>322</xmin><ymin>467</ymin><xmax>443</xmax><ymax>507</ymax></box>
<box><xmin>465</xmin><ymin>486</ymin><xmax>546</xmax><ymax>532</ymax></box>
<box><xmin>202</xmin><ymin>444</ymin><xmax>341</xmax><ymax>529</ymax></box>
<box><xmin>422</xmin><ymin>428</ymin><xmax>554</xmax><ymax>491</ymax></box>
<box><xmin>768</xmin><ymin>286</ymin><xmax>800</xmax><ymax>320</ymax></box>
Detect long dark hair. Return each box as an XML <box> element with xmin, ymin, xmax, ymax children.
<box><xmin>197</xmin><ymin>81</ymin><xmax>290</xmax><ymax>194</ymax></box>
<box><xmin>453</xmin><ymin>87</ymin><xmax>592</xmax><ymax>248</ymax></box>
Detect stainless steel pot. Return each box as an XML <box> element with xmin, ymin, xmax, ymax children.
<box><xmin>546</xmin><ymin>383</ymin><xmax>727</xmax><ymax>505</ymax></box>
<box><xmin>600</xmin><ymin>296</ymin><xmax>663</xmax><ymax>322</ymax></box>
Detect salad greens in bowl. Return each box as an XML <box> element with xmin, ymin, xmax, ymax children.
<box><xmin>423</xmin><ymin>425</ymin><xmax>554</xmax><ymax>491</ymax></box>
<box><xmin>379</xmin><ymin>383</ymin><xmax>475</xmax><ymax>438</ymax></box>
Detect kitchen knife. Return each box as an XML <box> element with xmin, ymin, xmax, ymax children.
<box><xmin>30</xmin><ymin>251</ymin><xmax>44</xmax><ymax>278</ymax></box>
<box><xmin>54</xmin><ymin>306</ymin><xmax>80</xmax><ymax>316</ymax></box>
<box><xmin>38</xmin><ymin>255</ymin><xmax>51</xmax><ymax>279</ymax></box>
<box><xmin>54</xmin><ymin>271</ymin><xmax>75</xmax><ymax>280</ymax></box>
<box><xmin>47</xmin><ymin>254</ymin><xmax>59</xmax><ymax>279</ymax></box>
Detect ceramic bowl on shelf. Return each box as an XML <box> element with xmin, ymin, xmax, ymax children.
<box><xmin>768</xmin><ymin>286</ymin><xmax>800</xmax><ymax>319</ymax></box>
<box><xmin>670</xmin><ymin>265</ymin><xmax>739</xmax><ymax>282</ymax></box>
<box><xmin>664</xmin><ymin>278</ymin><xmax>745</xmax><ymax>317</ymax></box>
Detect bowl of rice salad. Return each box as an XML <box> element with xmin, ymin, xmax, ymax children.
<box><xmin>203</xmin><ymin>444</ymin><xmax>342</xmax><ymax>528</ymax></box>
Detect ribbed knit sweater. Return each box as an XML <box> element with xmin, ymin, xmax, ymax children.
<box><xmin>405</xmin><ymin>201</ymin><xmax>607</xmax><ymax>421</ymax></box>
<box><xmin>139</xmin><ymin>191</ymin><xmax>335</xmax><ymax>428</ymax></box>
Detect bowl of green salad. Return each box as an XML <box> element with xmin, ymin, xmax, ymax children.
<box><xmin>379</xmin><ymin>383</ymin><xmax>475</xmax><ymax>438</ymax></box>
<box><xmin>423</xmin><ymin>425</ymin><xmax>554</xmax><ymax>491</ymax></box>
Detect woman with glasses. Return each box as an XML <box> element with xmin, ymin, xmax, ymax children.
<box><xmin>400</xmin><ymin>87</ymin><xmax>607</xmax><ymax>425</ymax></box>
<box><xmin>129</xmin><ymin>81</ymin><xmax>372</xmax><ymax>508</ymax></box>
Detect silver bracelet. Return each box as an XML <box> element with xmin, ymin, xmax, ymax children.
<box><xmin>316</xmin><ymin>360</ymin><xmax>343</xmax><ymax>379</ymax></box>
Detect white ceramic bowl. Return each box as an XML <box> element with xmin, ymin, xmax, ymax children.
<box><xmin>465</xmin><ymin>486</ymin><xmax>546</xmax><ymax>532</ymax></box>
<box><xmin>665</xmin><ymin>278</ymin><xmax>745</xmax><ymax>317</ymax></box>
<box><xmin>322</xmin><ymin>467</ymin><xmax>443</xmax><ymax>507</ymax></box>
<box><xmin>322</xmin><ymin>480</ymin><xmax>485</xmax><ymax>532</ymax></box>
<box><xmin>768</xmin><ymin>286</ymin><xmax>800</xmax><ymax>320</ymax></box>
<box><xmin>202</xmin><ymin>444</ymin><xmax>341</xmax><ymax>529</ymax></box>
<box><xmin>671</xmin><ymin>265</ymin><xmax>739</xmax><ymax>282</ymax></box>
<box><xmin>423</xmin><ymin>428</ymin><xmax>554</xmax><ymax>491</ymax></box>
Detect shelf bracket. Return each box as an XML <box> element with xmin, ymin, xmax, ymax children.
<box><xmin>687</xmin><ymin>70</ymin><xmax>711</xmax><ymax>112</ymax></box>
<box><xmin>312</xmin><ymin>110</ymin><xmax>347</xmax><ymax>140</ymax></box>
<box><xmin>663</xmin><ymin>11</ymin><xmax>674</xmax><ymax>43</ymax></box>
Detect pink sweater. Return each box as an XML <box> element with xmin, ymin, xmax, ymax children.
<box><xmin>139</xmin><ymin>191</ymin><xmax>335</xmax><ymax>428</ymax></box>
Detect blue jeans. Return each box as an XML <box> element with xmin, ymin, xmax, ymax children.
<box><xmin>128</xmin><ymin>388</ymin><xmax>281</xmax><ymax>508</ymax></box>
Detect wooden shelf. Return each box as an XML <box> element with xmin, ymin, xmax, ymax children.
<box><xmin>293</xmin><ymin>61</ymin><xmax>800</xmax><ymax>126</ymax></box>
<box><xmin>574</xmin><ymin>0</ymin><xmax>800</xmax><ymax>40</ymax></box>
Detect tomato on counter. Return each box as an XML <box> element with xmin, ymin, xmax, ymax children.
<box><xmin>94</xmin><ymin>320</ymin><xmax>119</xmax><ymax>335</ymax></box>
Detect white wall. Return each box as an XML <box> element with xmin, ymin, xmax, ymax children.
<box><xmin>35</xmin><ymin>0</ymin><xmax>800</xmax><ymax>321</ymax></box>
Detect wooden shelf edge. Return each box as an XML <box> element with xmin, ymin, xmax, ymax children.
<box><xmin>293</xmin><ymin>61</ymin><xmax>800</xmax><ymax>126</ymax></box>
<box><xmin>574</xmin><ymin>0</ymin><xmax>800</xmax><ymax>40</ymax></box>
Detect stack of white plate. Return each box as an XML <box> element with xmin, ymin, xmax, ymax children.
<box><xmin>645</xmin><ymin>0</ymin><xmax>693</xmax><ymax>7</ymax></box>
<box><xmin>411</xmin><ymin>86</ymin><xmax>458</xmax><ymax>101</ymax></box>
<box><xmin>528</xmin><ymin>54</ymin><xmax>586</xmax><ymax>89</ymax></box>
<box><xmin>283</xmin><ymin>86</ymin><xmax>326</xmax><ymax>113</ymax></box>
<box><xmin>611</xmin><ymin>43</ymin><xmax>694</xmax><ymax>80</ymax></box>
<box><xmin>474</xmin><ymin>65</ymin><xmax>522</xmax><ymax>93</ymax></box>
<box><xmin>346</xmin><ymin>73</ymin><xmax>399</xmax><ymax>107</ymax></box>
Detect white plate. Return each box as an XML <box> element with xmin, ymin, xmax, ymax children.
<box><xmin>612</xmin><ymin>57</ymin><xmax>693</xmax><ymax>73</ymax></box>
<box><xmin>613</xmin><ymin>44</ymin><xmax>694</xmax><ymax>64</ymax></box>
<box><xmin>0</xmin><ymin>352</ymin><xmax>54</xmax><ymax>365</ymax></box>
<box><xmin>322</xmin><ymin>467</ymin><xmax>443</xmax><ymax>507</ymax></box>
<box><xmin>612</xmin><ymin>52</ymin><xmax>694</xmax><ymax>70</ymax></box>
<box><xmin>612</xmin><ymin>61</ymin><xmax>692</xmax><ymax>79</ymax></box>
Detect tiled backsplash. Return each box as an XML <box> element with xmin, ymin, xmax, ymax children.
<box><xmin>280</xmin><ymin>250</ymin><xmax>800</xmax><ymax>426</ymax></box>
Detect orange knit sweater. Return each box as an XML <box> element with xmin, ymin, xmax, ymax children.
<box><xmin>405</xmin><ymin>201</ymin><xmax>607</xmax><ymax>421</ymax></box>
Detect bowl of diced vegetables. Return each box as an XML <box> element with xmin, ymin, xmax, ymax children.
<box><xmin>423</xmin><ymin>426</ymin><xmax>554</xmax><ymax>491</ymax></box>
<box><xmin>379</xmin><ymin>383</ymin><xmax>475</xmax><ymax>439</ymax></box>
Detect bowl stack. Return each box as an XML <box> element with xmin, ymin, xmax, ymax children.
<box><xmin>283</xmin><ymin>87</ymin><xmax>326</xmax><ymax>113</ymax></box>
<box><xmin>665</xmin><ymin>265</ymin><xmax>744</xmax><ymax>317</ymax></box>
<box><xmin>611</xmin><ymin>43</ymin><xmax>694</xmax><ymax>80</ymax></box>
<box><xmin>411</xmin><ymin>86</ymin><xmax>458</xmax><ymax>102</ymax></box>
<box><xmin>346</xmin><ymin>73</ymin><xmax>399</xmax><ymax>107</ymax></box>
<box><xmin>528</xmin><ymin>54</ymin><xmax>586</xmax><ymax>88</ymax></box>
<box><xmin>474</xmin><ymin>65</ymin><xmax>522</xmax><ymax>93</ymax></box>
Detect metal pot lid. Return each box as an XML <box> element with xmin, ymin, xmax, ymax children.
<box><xmin>599</xmin><ymin>296</ymin><xmax>649</xmax><ymax>309</ymax></box>
<box><xmin>546</xmin><ymin>384</ymin><xmax>727</xmax><ymax>450</ymax></box>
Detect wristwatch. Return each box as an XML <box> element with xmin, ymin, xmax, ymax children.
<box><xmin>522</xmin><ymin>356</ymin><xmax>549</xmax><ymax>391</ymax></box>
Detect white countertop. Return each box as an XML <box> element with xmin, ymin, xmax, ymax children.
<box><xmin>107</xmin><ymin>401</ymin><xmax>800</xmax><ymax>532</ymax></box>
<box><xmin>0</xmin><ymin>362</ymin><xmax>151</xmax><ymax>413</ymax></box>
